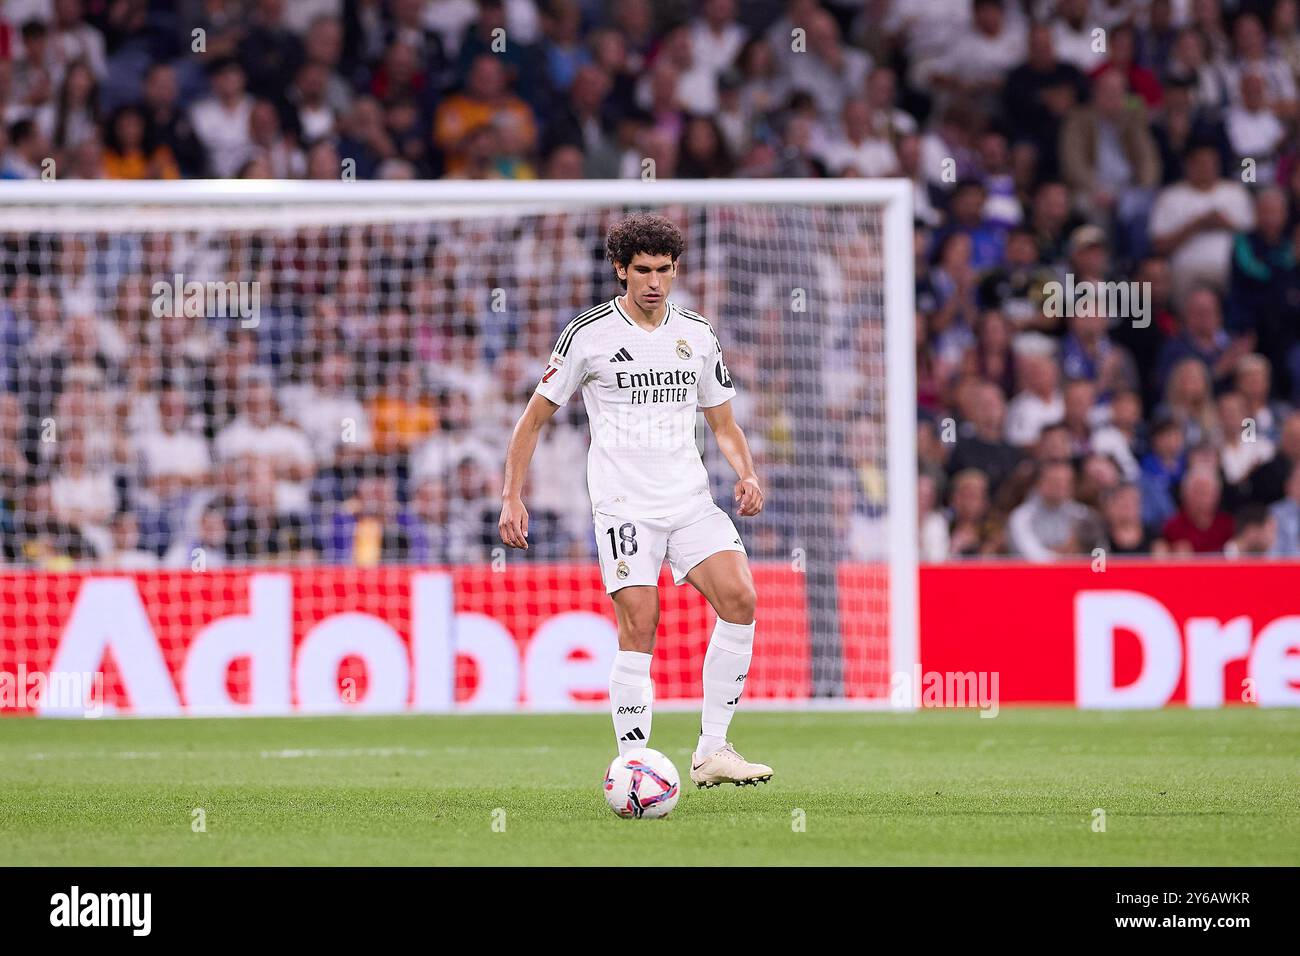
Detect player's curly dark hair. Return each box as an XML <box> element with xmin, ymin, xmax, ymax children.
<box><xmin>605</xmin><ymin>214</ymin><xmax>685</xmax><ymax>289</ymax></box>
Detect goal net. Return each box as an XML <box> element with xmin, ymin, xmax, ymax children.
<box><xmin>0</xmin><ymin>180</ymin><xmax>915</xmax><ymax>716</ymax></box>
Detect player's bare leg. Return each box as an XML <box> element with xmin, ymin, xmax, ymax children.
<box><xmin>683</xmin><ymin>550</ymin><xmax>773</xmax><ymax>787</ymax></box>
<box><xmin>608</xmin><ymin>585</ymin><xmax>659</xmax><ymax>755</ymax></box>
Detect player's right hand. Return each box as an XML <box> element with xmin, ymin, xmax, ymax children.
<box><xmin>499</xmin><ymin>497</ymin><xmax>530</xmax><ymax>549</ymax></box>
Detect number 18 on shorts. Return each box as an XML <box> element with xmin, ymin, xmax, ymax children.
<box><xmin>594</xmin><ymin>498</ymin><xmax>747</xmax><ymax>594</ymax></box>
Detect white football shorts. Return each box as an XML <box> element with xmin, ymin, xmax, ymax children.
<box><xmin>593</xmin><ymin>494</ymin><xmax>747</xmax><ymax>593</ymax></box>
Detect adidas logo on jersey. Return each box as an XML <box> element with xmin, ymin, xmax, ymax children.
<box><xmin>609</xmin><ymin>347</ymin><xmax>634</xmax><ymax>362</ymax></box>
<box><xmin>620</xmin><ymin>727</ymin><xmax>646</xmax><ymax>742</ymax></box>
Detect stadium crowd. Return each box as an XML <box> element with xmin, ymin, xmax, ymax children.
<box><xmin>2</xmin><ymin>0</ymin><xmax>1300</xmax><ymax>566</ymax></box>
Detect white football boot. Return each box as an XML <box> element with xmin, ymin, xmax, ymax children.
<box><xmin>689</xmin><ymin>743</ymin><xmax>774</xmax><ymax>788</ymax></box>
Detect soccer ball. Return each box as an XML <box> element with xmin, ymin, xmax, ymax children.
<box><xmin>603</xmin><ymin>747</ymin><xmax>680</xmax><ymax>819</ymax></box>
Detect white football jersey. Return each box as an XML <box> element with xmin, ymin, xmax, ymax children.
<box><xmin>534</xmin><ymin>296</ymin><xmax>736</xmax><ymax>518</ymax></box>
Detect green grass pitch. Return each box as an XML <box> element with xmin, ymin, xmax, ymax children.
<box><xmin>1</xmin><ymin>708</ymin><xmax>1296</xmax><ymax>866</ymax></box>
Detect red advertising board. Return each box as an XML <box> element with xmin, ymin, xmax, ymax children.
<box><xmin>920</xmin><ymin>561</ymin><xmax>1300</xmax><ymax>707</ymax></box>
<box><xmin>3</xmin><ymin>561</ymin><xmax>1298</xmax><ymax>715</ymax></box>
<box><xmin>0</xmin><ymin>565</ymin><xmax>890</xmax><ymax>715</ymax></box>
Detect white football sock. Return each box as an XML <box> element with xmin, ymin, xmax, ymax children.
<box><xmin>609</xmin><ymin>650</ymin><xmax>653</xmax><ymax>755</ymax></box>
<box><xmin>697</xmin><ymin>617</ymin><xmax>754</xmax><ymax>759</ymax></box>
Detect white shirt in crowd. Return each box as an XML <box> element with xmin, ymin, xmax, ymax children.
<box><xmin>1052</xmin><ymin>19</ymin><xmax>1107</xmax><ymax>73</ymax></box>
<box><xmin>51</xmin><ymin>469</ymin><xmax>115</xmax><ymax>524</ymax></box>
<box><xmin>1225</xmin><ymin>106</ymin><xmax>1285</xmax><ymax>180</ymax></box>
<box><xmin>1150</xmin><ymin>179</ymin><xmax>1255</xmax><ymax>297</ymax></box>
<box><xmin>1222</xmin><ymin>437</ymin><xmax>1276</xmax><ymax>484</ymax></box>
<box><xmin>214</xmin><ymin>417</ymin><xmax>315</xmax><ymax>512</ymax></box>
<box><xmin>689</xmin><ymin>18</ymin><xmax>747</xmax><ymax>75</ymax></box>
<box><xmin>816</xmin><ymin>134</ymin><xmax>898</xmax><ymax>177</ymax></box>
<box><xmin>134</xmin><ymin>428</ymin><xmax>212</xmax><ymax>480</ymax></box>
<box><xmin>409</xmin><ymin>431</ymin><xmax>498</xmax><ymax>485</ymax></box>
<box><xmin>280</xmin><ymin>386</ymin><xmax>372</xmax><ymax>465</ymax></box>
<box><xmin>938</xmin><ymin>21</ymin><xmax>1028</xmax><ymax>87</ymax></box>
<box><xmin>787</xmin><ymin>46</ymin><xmax>872</xmax><ymax>118</ymax></box>
<box><xmin>189</xmin><ymin>95</ymin><xmax>255</xmax><ymax>178</ymax></box>
<box><xmin>1004</xmin><ymin>390</ymin><xmax>1066</xmax><ymax>448</ymax></box>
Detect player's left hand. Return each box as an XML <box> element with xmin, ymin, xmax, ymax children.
<box><xmin>734</xmin><ymin>476</ymin><xmax>764</xmax><ymax>517</ymax></box>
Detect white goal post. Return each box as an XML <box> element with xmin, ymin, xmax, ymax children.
<box><xmin>0</xmin><ymin>178</ymin><xmax>917</xmax><ymax>714</ymax></box>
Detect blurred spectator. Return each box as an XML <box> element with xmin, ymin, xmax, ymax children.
<box><xmin>1217</xmin><ymin>390</ymin><xmax>1274</xmax><ymax>485</ymax></box>
<box><xmin>1155</xmin><ymin>356</ymin><xmax>1219</xmax><ymax>449</ymax></box>
<box><xmin>1093</xmin><ymin>23</ymin><xmax>1162</xmax><ymax>108</ymax></box>
<box><xmin>814</xmin><ymin>98</ymin><xmax>894</xmax><ymax>178</ymax></box>
<box><xmin>365</xmin><ymin>361</ymin><xmax>438</xmax><ymax>458</ymax></box>
<box><xmin>1091</xmin><ymin>388</ymin><xmax>1143</xmax><ymax>480</ymax></box>
<box><xmin>140</xmin><ymin>62</ymin><xmax>204</xmax><ymax>177</ymax></box>
<box><xmin>1138</xmin><ymin>413</ymin><xmax>1185</xmax><ymax>531</ymax></box>
<box><xmin>212</xmin><ymin>456</ymin><xmax>310</xmax><ymax>562</ymax></box>
<box><xmin>947</xmin><ymin>379</ymin><xmax>1022</xmax><ymax>492</ymax></box>
<box><xmin>1005</xmin><ymin>347</ymin><xmax>1064</xmax><ymax>448</ymax></box>
<box><xmin>785</xmin><ymin>8</ymin><xmax>869</xmax><ymax>120</ymax></box>
<box><xmin>103</xmin><ymin>104</ymin><xmax>178</xmax><ymax>179</ymax></box>
<box><xmin>49</xmin><ymin>430</ymin><xmax>115</xmax><ymax>557</ymax></box>
<box><xmin>1101</xmin><ymin>481</ymin><xmax>1163</xmax><ymax>555</ymax></box>
<box><xmin>133</xmin><ymin>383</ymin><xmax>211</xmax><ymax>505</ymax></box>
<box><xmin>1059</xmin><ymin>69</ymin><xmax>1160</xmax><ymax>259</ymax></box>
<box><xmin>316</xmin><ymin>469</ymin><xmax>420</xmax><ymax>566</ymax></box>
<box><xmin>1243</xmin><ymin>411</ymin><xmax>1300</xmax><ymax>506</ymax></box>
<box><xmin>1234</xmin><ymin>353</ymin><xmax>1289</xmax><ymax>444</ymax></box>
<box><xmin>1267</xmin><ymin>463</ymin><xmax>1300</xmax><ymax>556</ymax></box>
<box><xmin>435</xmin><ymin>54</ymin><xmax>536</xmax><ymax>177</ymax></box>
<box><xmin>105</xmin><ymin>510</ymin><xmax>158</xmax><ymax>569</ymax></box>
<box><xmin>2</xmin><ymin>118</ymin><xmax>48</xmax><ymax>178</ymax></box>
<box><xmin>1154</xmin><ymin>286</ymin><xmax>1247</xmax><ymax>395</ymax></box>
<box><xmin>189</xmin><ymin>57</ymin><xmax>254</xmax><ymax>177</ymax></box>
<box><xmin>1007</xmin><ymin>459</ymin><xmax>1091</xmax><ymax>561</ymax></box>
<box><xmin>1027</xmin><ymin>179</ymin><xmax>1082</xmax><ymax>267</ymax></box>
<box><xmin>946</xmin><ymin>467</ymin><xmax>1003</xmax><ymax>557</ymax></box>
<box><xmin>1150</xmin><ymin>141</ymin><xmax>1255</xmax><ymax>301</ymax></box>
<box><xmin>1060</xmin><ymin>378</ymin><xmax>1100</xmax><ymax>459</ymax></box>
<box><xmin>932</xmin><ymin>0</ymin><xmax>1023</xmax><ymax>109</ymax></box>
<box><xmin>1160</xmin><ymin>466</ymin><xmax>1234</xmax><ymax>553</ymax></box>
<box><xmin>1003</xmin><ymin>22</ymin><xmax>1086</xmax><ymax>181</ymax></box>
<box><xmin>239</xmin><ymin>0</ymin><xmax>303</xmax><ymax>100</ymax></box>
<box><xmin>1226</xmin><ymin>189</ymin><xmax>1299</xmax><ymax>396</ymax></box>
<box><xmin>918</xmin><ymin>470</ymin><xmax>948</xmax><ymax>562</ymax></box>
<box><xmin>1052</xmin><ymin>0</ymin><xmax>1106</xmax><ymax>73</ymax></box>
<box><xmin>13</xmin><ymin>480</ymin><xmax>97</xmax><ymax>568</ymax></box>
<box><xmin>52</xmin><ymin>58</ymin><xmax>97</xmax><ymax>153</ymax></box>
<box><xmin>676</xmin><ymin>115</ymin><xmax>734</xmax><ymax>179</ymax></box>
<box><xmin>1150</xmin><ymin>78</ymin><xmax>1227</xmax><ymax>187</ymax></box>
<box><xmin>1224</xmin><ymin>73</ymin><xmax>1286</xmax><ymax>182</ymax></box>
<box><xmin>1221</xmin><ymin>12</ymin><xmax>1297</xmax><ymax>120</ymax></box>
<box><xmin>162</xmin><ymin>504</ymin><xmax>228</xmax><ymax>570</ymax></box>
<box><xmin>51</xmin><ymin>0</ymin><xmax>108</xmax><ymax>81</ymax></box>
<box><xmin>1225</xmin><ymin>501</ymin><xmax>1276</xmax><ymax>558</ymax></box>
<box><xmin>213</xmin><ymin>371</ymin><xmax>315</xmax><ymax>513</ymax></box>
<box><xmin>935</xmin><ymin>179</ymin><xmax>1006</xmax><ymax>271</ymax></box>
<box><xmin>280</xmin><ymin>352</ymin><xmax>372</xmax><ymax>469</ymax></box>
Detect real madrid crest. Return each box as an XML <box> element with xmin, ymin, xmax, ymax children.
<box><xmin>676</xmin><ymin>338</ymin><xmax>692</xmax><ymax>360</ymax></box>
<box><xmin>616</xmin><ymin>560</ymin><xmax>630</xmax><ymax>580</ymax></box>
